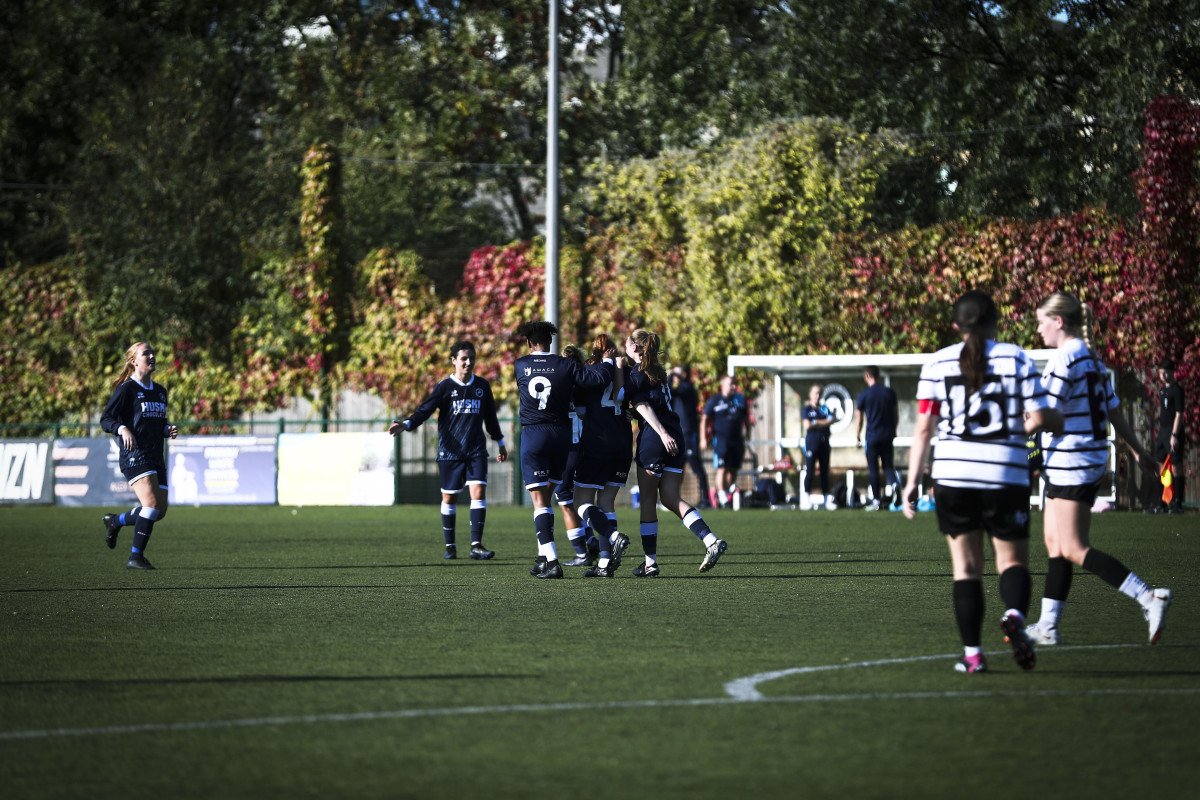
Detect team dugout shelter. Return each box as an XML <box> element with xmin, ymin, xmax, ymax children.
<box><xmin>725</xmin><ymin>350</ymin><xmax>1117</xmax><ymax>508</ymax></box>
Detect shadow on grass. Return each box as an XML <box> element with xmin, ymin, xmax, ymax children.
<box><xmin>0</xmin><ymin>673</ymin><xmax>537</xmax><ymax>688</ymax></box>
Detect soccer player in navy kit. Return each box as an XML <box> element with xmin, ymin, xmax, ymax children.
<box><xmin>701</xmin><ymin>375</ymin><xmax>750</xmax><ymax>508</ymax></box>
<box><xmin>625</xmin><ymin>329</ymin><xmax>727</xmax><ymax>575</ymax></box>
<box><xmin>514</xmin><ymin>321</ymin><xmax>616</xmax><ymax>579</ymax></box>
<box><xmin>390</xmin><ymin>340</ymin><xmax>507</xmax><ymax>561</ymax></box>
<box><xmin>555</xmin><ymin>345</ymin><xmax>599</xmax><ymax>567</ymax></box>
<box><xmin>572</xmin><ymin>333</ymin><xmax>634</xmax><ymax>578</ymax></box>
<box><xmin>901</xmin><ymin>292</ymin><xmax>1061</xmax><ymax>674</ymax></box>
<box><xmin>100</xmin><ymin>342</ymin><xmax>179</xmax><ymax>570</ymax></box>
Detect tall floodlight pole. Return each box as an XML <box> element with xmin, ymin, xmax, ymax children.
<box><xmin>544</xmin><ymin>0</ymin><xmax>560</xmax><ymax>348</ymax></box>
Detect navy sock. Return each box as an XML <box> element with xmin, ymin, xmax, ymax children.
<box><xmin>682</xmin><ymin>508</ymin><xmax>711</xmax><ymax>541</ymax></box>
<box><xmin>469</xmin><ymin>504</ymin><xmax>486</xmax><ymax>543</ymax></box>
<box><xmin>535</xmin><ymin>509</ymin><xmax>554</xmax><ymax>546</ymax></box>
<box><xmin>119</xmin><ymin>506</ymin><xmax>142</xmax><ymax>527</ymax></box>
<box><xmin>998</xmin><ymin>565</ymin><xmax>1031</xmax><ymax>617</ymax></box>
<box><xmin>441</xmin><ymin>502</ymin><xmax>456</xmax><ymax>546</ymax></box>
<box><xmin>580</xmin><ymin>504</ymin><xmax>614</xmax><ymax>538</ymax></box>
<box><xmin>1082</xmin><ymin>548</ymin><xmax>1132</xmax><ymax>590</ymax></box>
<box><xmin>953</xmin><ymin>579</ymin><xmax>985</xmax><ymax>648</ymax></box>
<box><xmin>131</xmin><ymin>508</ymin><xmax>159</xmax><ymax>555</ymax></box>
<box><xmin>1044</xmin><ymin>556</ymin><xmax>1074</xmax><ymax>601</ymax></box>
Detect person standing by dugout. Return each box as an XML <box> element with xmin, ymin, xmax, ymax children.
<box><xmin>101</xmin><ymin>342</ymin><xmax>179</xmax><ymax>570</ymax></box>
<box><xmin>701</xmin><ymin>375</ymin><xmax>751</xmax><ymax>508</ymax></box>
<box><xmin>853</xmin><ymin>366</ymin><xmax>901</xmax><ymax>510</ymax></box>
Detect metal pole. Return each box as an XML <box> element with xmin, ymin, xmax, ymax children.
<box><xmin>545</xmin><ymin>0</ymin><xmax>560</xmax><ymax>349</ymax></box>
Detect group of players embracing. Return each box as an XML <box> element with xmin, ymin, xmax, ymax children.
<box><xmin>391</xmin><ymin>321</ymin><xmax>727</xmax><ymax>579</ymax></box>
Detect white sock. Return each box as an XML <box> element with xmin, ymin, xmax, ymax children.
<box><xmin>1039</xmin><ymin>598</ymin><xmax>1065</xmax><ymax>628</ymax></box>
<box><xmin>1118</xmin><ymin>572</ymin><xmax>1152</xmax><ymax>605</ymax></box>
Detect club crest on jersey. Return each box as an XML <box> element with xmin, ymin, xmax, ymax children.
<box><xmin>474</xmin><ymin>388</ymin><xmax>484</xmax><ymax>398</ymax></box>
<box><xmin>524</xmin><ymin>367</ymin><xmax>532</xmax><ymax>376</ymax></box>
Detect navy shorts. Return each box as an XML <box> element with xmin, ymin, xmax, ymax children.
<box><xmin>122</xmin><ymin>456</ymin><xmax>167</xmax><ymax>488</ymax></box>
<box><xmin>933</xmin><ymin>484</ymin><xmax>1030</xmax><ymax>541</ymax></box>
<box><xmin>574</xmin><ymin>451</ymin><xmax>632</xmax><ymax>490</ymax></box>
<box><xmin>520</xmin><ymin>423</ymin><xmax>571</xmax><ymax>489</ymax></box>
<box><xmin>439</xmin><ymin>455</ymin><xmax>488</xmax><ymax>494</ymax></box>
<box><xmin>638</xmin><ymin>432</ymin><xmax>687</xmax><ymax>477</ymax></box>
<box><xmin>711</xmin><ymin>435</ymin><xmax>745</xmax><ymax>471</ymax></box>
<box><xmin>555</xmin><ymin>448</ymin><xmax>582</xmax><ymax>504</ymax></box>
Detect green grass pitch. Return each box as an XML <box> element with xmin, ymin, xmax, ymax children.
<box><xmin>1</xmin><ymin>504</ymin><xmax>1197</xmax><ymax>799</ymax></box>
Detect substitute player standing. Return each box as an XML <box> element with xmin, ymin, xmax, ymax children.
<box><xmin>514</xmin><ymin>321</ymin><xmax>616</xmax><ymax>579</ymax></box>
<box><xmin>701</xmin><ymin>375</ymin><xmax>751</xmax><ymax>508</ymax></box>
<box><xmin>390</xmin><ymin>340</ymin><xmax>507</xmax><ymax>560</ymax></box>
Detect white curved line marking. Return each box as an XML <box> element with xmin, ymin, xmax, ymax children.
<box><xmin>724</xmin><ymin>642</ymin><xmax>1163</xmax><ymax>700</ymax></box>
<box><xmin>2</xmin><ymin>644</ymin><xmax>1191</xmax><ymax>741</ymax></box>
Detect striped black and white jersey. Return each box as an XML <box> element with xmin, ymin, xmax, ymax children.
<box><xmin>916</xmin><ymin>341</ymin><xmax>1049</xmax><ymax>490</ymax></box>
<box><xmin>1039</xmin><ymin>338</ymin><xmax>1118</xmax><ymax>485</ymax></box>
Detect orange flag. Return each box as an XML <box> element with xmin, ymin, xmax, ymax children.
<box><xmin>1161</xmin><ymin>454</ymin><xmax>1175</xmax><ymax>505</ymax></box>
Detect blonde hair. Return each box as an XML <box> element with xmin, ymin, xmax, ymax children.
<box><xmin>628</xmin><ymin>329</ymin><xmax>667</xmax><ymax>385</ymax></box>
<box><xmin>1038</xmin><ymin>292</ymin><xmax>1097</xmax><ymax>355</ymax></box>
<box><xmin>113</xmin><ymin>342</ymin><xmax>149</xmax><ymax>387</ymax></box>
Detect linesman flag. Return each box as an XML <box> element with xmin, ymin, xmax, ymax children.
<box><xmin>1161</xmin><ymin>454</ymin><xmax>1175</xmax><ymax>505</ymax></box>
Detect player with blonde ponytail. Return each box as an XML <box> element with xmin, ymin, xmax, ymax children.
<box><xmin>1026</xmin><ymin>292</ymin><xmax>1173</xmax><ymax>645</ymax></box>
<box><xmin>624</xmin><ymin>329</ymin><xmax>727</xmax><ymax>575</ymax></box>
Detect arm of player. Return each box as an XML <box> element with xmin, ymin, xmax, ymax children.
<box><xmin>636</xmin><ymin>402</ymin><xmax>680</xmax><ymax>455</ymax></box>
<box><xmin>901</xmin><ymin>410</ymin><xmax>936</xmax><ymax>520</ymax></box>
<box><xmin>1109</xmin><ymin>406</ymin><xmax>1159</xmax><ymax>477</ymax></box>
<box><xmin>389</xmin><ymin>384</ymin><xmax>443</xmax><ymax>435</ymax></box>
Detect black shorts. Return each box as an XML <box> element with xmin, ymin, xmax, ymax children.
<box><xmin>1044</xmin><ymin>479</ymin><xmax>1102</xmax><ymax>506</ymax></box>
<box><xmin>933</xmin><ymin>484</ymin><xmax>1030</xmax><ymax>541</ymax></box>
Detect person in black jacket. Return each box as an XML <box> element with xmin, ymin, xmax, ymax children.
<box><xmin>100</xmin><ymin>342</ymin><xmax>178</xmax><ymax>570</ymax></box>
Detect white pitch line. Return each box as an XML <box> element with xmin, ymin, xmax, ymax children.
<box><xmin>724</xmin><ymin>642</ymin><xmax>1171</xmax><ymax>700</ymax></box>
<box><xmin>2</xmin><ymin>644</ymin><xmax>1195</xmax><ymax>742</ymax></box>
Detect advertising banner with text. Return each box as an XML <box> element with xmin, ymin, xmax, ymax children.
<box><xmin>0</xmin><ymin>439</ymin><xmax>54</xmax><ymax>505</ymax></box>
<box><xmin>53</xmin><ymin>438</ymin><xmax>139</xmax><ymax>507</ymax></box>
<box><xmin>168</xmin><ymin>436</ymin><xmax>278</xmax><ymax>506</ymax></box>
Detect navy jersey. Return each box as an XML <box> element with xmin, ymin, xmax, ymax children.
<box><xmin>513</xmin><ymin>352</ymin><xmax>613</xmax><ymax>427</ymax></box>
<box><xmin>578</xmin><ymin>364</ymin><xmax>632</xmax><ymax>456</ymax></box>
<box><xmin>856</xmin><ymin>384</ymin><xmax>898</xmax><ymax>443</ymax></box>
<box><xmin>802</xmin><ymin>404</ymin><xmax>834</xmax><ymax>447</ymax></box>
<box><xmin>704</xmin><ymin>392</ymin><xmax>749</xmax><ymax>440</ymax></box>
<box><xmin>627</xmin><ymin>368</ymin><xmax>684</xmax><ymax>449</ymax></box>
<box><xmin>100</xmin><ymin>378</ymin><xmax>170</xmax><ymax>472</ymax></box>
<box><xmin>403</xmin><ymin>375</ymin><xmax>502</xmax><ymax>461</ymax></box>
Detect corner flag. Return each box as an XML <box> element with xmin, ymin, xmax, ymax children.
<box><xmin>1161</xmin><ymin>454</ymin><xmax>1174</xmax><ymax>505</ymax></box>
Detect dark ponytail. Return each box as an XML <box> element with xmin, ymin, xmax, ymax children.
<box><xmin>953</xmin><ymin>291</ymin><xmax>998</xmax><ymax>394</ymax></box>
